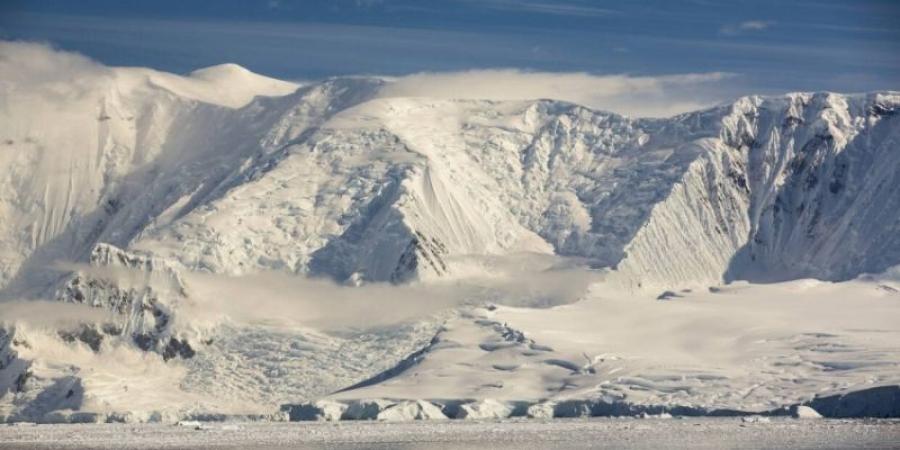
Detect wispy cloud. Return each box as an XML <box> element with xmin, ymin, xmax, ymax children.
<box><xmin>379</xmin><ymin>69</ymin><xmax>736</xmax><ymax>117</ymax></box>
<box><xmin>0</xmin><ymin>40</ymin><xmax>111</xmax><ymax>99</ymax></box>
<box><xmin>740</xmin><ymin>20</ymin><xmax>773</xmax><ymax>31</ymax></box>
<box><xmin>53</xmin><ymin>254</ymin><xmax>600</xmax><ymax>331</ymax></box>
<box><xmin>0</xmin><ymin>300</ymin><xmax>115</xmax><ymax>328</ymax></box>
<box><xmin>720</xmin><ymin>20</ymin><xmax>776</xmax><ymax>36</ymax></box>
<box><xmin>452</xmin><ymin>0</ymin><xmax>616</xmax><ymax>17</ymax></box>
<box><xmin>1</xmin><ymin>40</ymin><xmax>738</xmax><ymax>118</ymax></box>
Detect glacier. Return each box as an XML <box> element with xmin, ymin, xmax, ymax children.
<box><xmin>1</xmin><ymin>46</ymin><xmax>899</xmax><ymax>422</ymax></box>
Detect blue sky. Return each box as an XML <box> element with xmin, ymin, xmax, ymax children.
<box><xmin>1</xmin><ymin>0</ymin><xmax>898</xmax><ymax>97</ymax></box>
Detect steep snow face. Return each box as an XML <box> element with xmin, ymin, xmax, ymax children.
<box><xmin>311</xmin><ymin>93</ymin><xmax>900</xmax><ymax>287</ymax></box>
<box><xmin>612</xmin><ymin>138</ymin><xmax>752</xmax><ymax>289</ymax></box>
<box><xmin>263</xmin><ymin>97</ymin><xmax>728</xmax><ymax>285</ymax></box>
<box><xmin>130</xmin><ymin>98</ymin><xmax>565</xmax><ymax>284</ymax></box>
<box><xmin>0</xmin><ymin>61</ymin><xmax>299</xmax><ymax>296</ymax></box>
<box><xmin>0</xmin><ymin>69</ymin><xmax>389</xmax><ymax>296</ymax></box>
<box><xmin>724</xmin><ymin>92</ymin><xmax>900</xmax><ymax>282</ymax></box>
<box><xmin>592</xmin><ymin>92</ymin><xmax>900</xmax><ymax>288</ymax></box>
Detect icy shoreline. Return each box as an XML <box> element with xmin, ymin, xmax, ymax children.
<box><xmin>3</xmin><ymin>384</ymin><xmax>895</xmax><ymax>425</ymax></box>
<box><xmin>282</xmin><ymin>385</ymin><xmax>900</xmax><ymax>422</ymax></box>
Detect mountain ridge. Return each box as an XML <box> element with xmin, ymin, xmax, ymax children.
<box><xmin>1</xmin><ymin>60</ymin><xmax>898</xmax><ymax>297</ymax></box>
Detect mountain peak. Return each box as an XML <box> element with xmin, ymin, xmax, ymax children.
<box><xmin>188</xmin><ymin>62</ymin><xmax>253</xmax><ymax>80</ymax></box>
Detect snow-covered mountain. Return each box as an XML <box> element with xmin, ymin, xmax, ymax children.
<box><xmin>3</xmin><ymin>62</ymin><xmax>897</xmax><ymax>294</ymax></box>
<box><xmin>1</xmin><ymin>49</ymin><xmax>899</xmax><ymax>422</ymax></box>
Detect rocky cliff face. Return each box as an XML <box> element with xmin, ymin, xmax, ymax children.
<box><xmin>56</xmin><ymin>243</ymin><xmax>192</xmax><ymax>359</ymax></box>
<box><xmin>725</xmin><ymin>93</ymin><xmax>900</xmax><ymax>282</ymax></box>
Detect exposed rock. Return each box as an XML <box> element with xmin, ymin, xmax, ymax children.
<box><xmin>807</xmin><ymin>385</ymin><xmax>900</xmax><ymax>418</ymax></box>
<box><xmin>553</xmin><ymin>400</ymin><xmax>595</xmax><ymax>418</ymax></box>
<box><xmin>282</xmin><ymin>400</ymin><xmax>347</xmax><ymax>422</ymax></box>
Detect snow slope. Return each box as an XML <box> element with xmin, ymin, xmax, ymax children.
<box><xmin>0</xmin><ymin>52</ymin><xmax>300</xmax><ymax>296</ymax></box>
<box><xmin>1</xmin><ymin>44</ymin><xmax>899</xmax><ymax>421</ymax></box>
<box><xmin>329</xmin><ymin>276</ymin><xmax>900</xmax><ymax>416</ymax></box>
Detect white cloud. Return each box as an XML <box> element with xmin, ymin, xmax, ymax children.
<box><xmin>179</xmin><ymin>254</ymin><xmax>600</xmax><ymax>330</ymax></box>
<box><xmin>0</xmin><ymin>41</ymin><xmax>739</xmax><ymax>119</ymax></box>
<box><xmin>720</xmin><ymin>20</ymin><xmax>775</xmax><ymax>36</ymax></box>
<box><xmin>477</xmin><ymin>0</ymin><xmax>615</xmax><ymax>17</ymax></box>
<box><xmin>739</xmin><ymin>20</ymin><xmax>773</xmax><ymax>31</ymax></box>
<box><xmin>0</xmin><ymin>40</ymin><xmax>111</xmax><ymax>101</ymax></box>
<box><xmin>379</xmin><ymin>69</ymin><xmax>736</xmax><ymax>117</ymax></box>
<box><xmin>446</xmin><ymin>0</ymin><xmax>615</xmax><ymax>17</ymax></box>
<box><xmin>50</xmin><ymin>254</ymin><xmax>599</xmax><ymax>331</ymax></box>
<box><xmin>0</xmin><ymin>41</ymin><xmax>297</xmax><ymax>108</ymax></box>
<box><xmin>0</xmin><ymin>300</ymin><xmax>115</xmax><ymax>328</ymax></box>
<box><xmin>0</xmin><ymin>41</ymin><xmax>107</xmax><ymax>83</ymax></box>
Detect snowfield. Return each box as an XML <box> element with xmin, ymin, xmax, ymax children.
<box><xmin>326</xmin><ymin>277</ymin><xmax>900</xmax><ymax>417</ymax></box>
<box><xmin>1</xmin><ymin>42</ymin><xmax>899</xmax><ymax>425</ymax></box>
